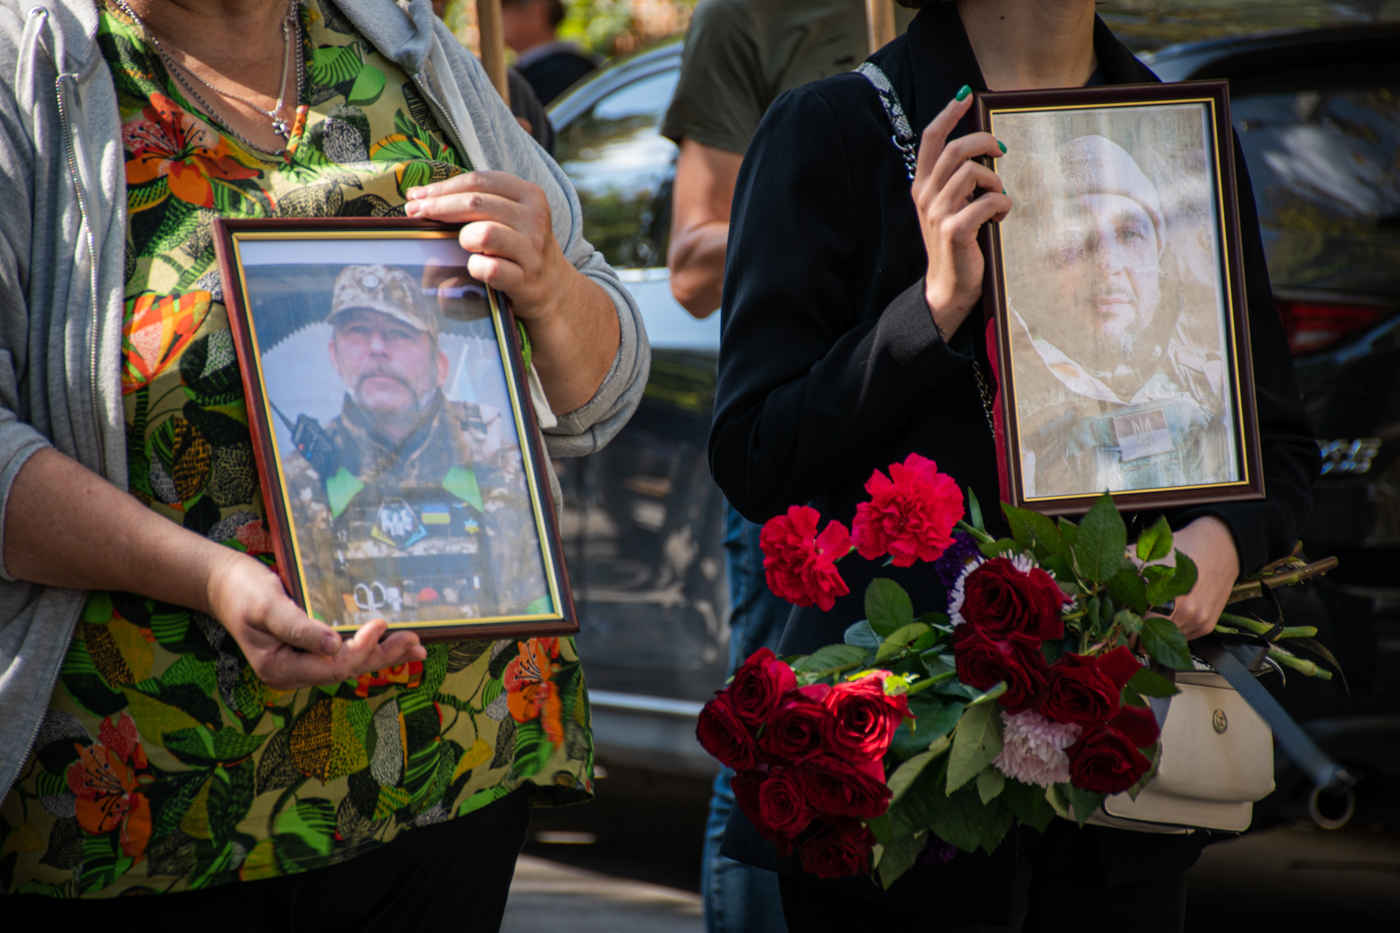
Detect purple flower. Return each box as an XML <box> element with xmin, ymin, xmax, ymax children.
<box><xmin>917</xmin><ymin>833</ymin><xmax>957</xmax><ymax>866</ymax></box>
<box><xmin>934</xmin><ymin>531</ymin><xmax>981</xmax><ymax>591</ymax></box>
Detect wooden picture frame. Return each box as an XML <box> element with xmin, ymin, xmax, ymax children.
<box><xmin>974</xmin><ymin>80</ymin><xmax>1265</xmax><ymax>516</ymax></box>
<box><xmin>214</xmin><ymin>218</ymin><xmax>576</xmax><ymax>641</ymax></box>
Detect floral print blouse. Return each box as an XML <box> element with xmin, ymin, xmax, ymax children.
<box><xmin>0</xmin><ymin>0</ymin><xmax>591</xmax><ymax>899</ymax></box>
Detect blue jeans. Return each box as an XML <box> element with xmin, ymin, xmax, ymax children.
<box><xmin>703</xmin><ymin>505</ymin><xmax>791</xmax><ymax>933</ymax></box>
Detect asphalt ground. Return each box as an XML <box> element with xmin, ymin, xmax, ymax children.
<box><xmin>506</xmin><ymin>761</ymin><xmax>1400</xmax><ymax>931</ymax></box>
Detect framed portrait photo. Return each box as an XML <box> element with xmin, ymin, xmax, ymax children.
<box><xmin>213</xmin><ymin>218</ymin><xmax>576</xmax><ymax>641</ymax></box>
<box><xmin>974</xmin><ymin>80</ymin><xmax>1265</xmax><ymax>516</ymax></box>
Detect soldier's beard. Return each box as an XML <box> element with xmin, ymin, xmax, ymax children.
<box><xmin>350</xmin><ymin>374</ymin><xmax>439</xmax><ymax>447</ymax></box>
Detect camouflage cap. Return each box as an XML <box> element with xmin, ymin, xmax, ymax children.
<box><xmin>329</xmin><ymin>264</ymin><xmax>439</xmax><ymax>339</ymax></box>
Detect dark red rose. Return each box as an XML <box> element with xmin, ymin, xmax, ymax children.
<box><xmin>1108</xmin><ymin>704</ymin><xmax>1161</xmax><ymax>749</ymax></box>
<box><xmin>758</xmin><ymin>767</ymin><xmax>813</xmax><ymax>840</ymax></box>
<box><xmin>797</xmin><ymin>816</ymin><xmax>876</xmax><ymax>880</ymax></box>
<box><xmin>1041</xmin><ymin>647</ymin><xmax>1142</xmax><ymax>724</ymax></box>
<box><xmin>697</xmin><ymin>693</ymin><xmax>758</xmax><ymax>771</ymax></box>
<box><xmin>761</xmin><ymin>506</ymin><xmax>853</xmax><ymax>611</ymax></box>
<box><xmin>1068</xmin><ymin>719</ymin><xmax>1156</xmax><ymax>795</ymax></box>
<box><xmin>759</xmin><ymin>684</ymin><xmax>832</xmax><ymax>764</ymax></box>
<box><xmin>731</xmin><ymin>768</ymin><xmax>795</xmax><ymax>857</ymax></box>
<box><xmin>795</xmin><ymin>755</ymin><xmax>892</xmax><ymax>820</ymax></box>
<box><xmin>821</xmin><ymin>672</ymin><xmax>912</xmax><ymax>760</ymax></box>
<box><xmin>851</xmin><ymin>453</ymin><xmax>964</xmax><ymax>567</ymax></box>
<box><xmin>952</xmin><ymin>625</ymin><xmax>1049</xmax><ymax>712</ymax></box>
<box><xmin>959</xmin><ymin>557</ymin><xmax>1067</xmax><ymax>640</ymax></box>
<box><xmin>729</xmin><ymin>648</ymin><xmax>798</xmax><ymax>727</ymax></box>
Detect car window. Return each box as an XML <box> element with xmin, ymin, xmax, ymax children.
<box><xmin>1234</xmin><ymin>81</ymin><xmax>1400</xmax><ymax>297</ymax></box>
<box><xmin>556</xmin><ymin>69</ymin><xmax>681</xmax><ymax>270</ymax></box>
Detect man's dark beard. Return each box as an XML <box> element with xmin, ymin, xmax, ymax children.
<box><xmin>1026</xmin><ymin>296</ymin><xmax>1171</xmax><ymax>377</ymax></box>
<box><xmin>349</xmin><ymin>377</ymin><xmax>439</xmax><ymax>452</ymax></box>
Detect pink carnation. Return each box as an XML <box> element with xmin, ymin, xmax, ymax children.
<box><xmin>851</xmin><ymin>454</ymin><xmax>963</xmax><ymax>567</ymax></box>
<box><xmin>994</xmin><ymin>709</ymin><xmax>1082</xmax><ymax>788</ymax></box>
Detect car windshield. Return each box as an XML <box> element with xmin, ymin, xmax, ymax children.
<box><xmin>1234</xmin><ymin>80</ymin><xmax>1400</xmax><ymax>298</ymax></box>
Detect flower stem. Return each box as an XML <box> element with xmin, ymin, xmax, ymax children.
<box><xmin>955</xmin><ymin>520</ymin><xmax>996</xmax><ymax>545</ymax></box>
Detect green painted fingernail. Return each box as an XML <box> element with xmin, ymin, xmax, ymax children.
<box><xmin>955</xmin><ymin>85</ymin><xmax>972</xmax><ymax>101</ymax></box>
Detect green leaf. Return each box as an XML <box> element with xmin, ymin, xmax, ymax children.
<box><xmin>1126</xmin><ymin>741</ymin><xmax>1162</xmax><ymax>802</ymax></box>
<box><xmin>877</xmin><ymin>831</ymin><xmax>926</xmax><ymax>890</ymax></box>
<box><xmin>510</xmin><ymin>720</ymin><xmax>552</xmax><ymax>780</ymax></box>
<box><xmin>1072</xmin><ymin>492</ymin><xmax>1128</xmax><ymax>584</ymax></box>
<box><xmin>1047</xmin><ymin>783</ymin><xmax>1072</xmax><ymax>820</ymax></box>
<box><xmin>976</xmin><ymin>766</ymin><xmax>1006</xmax><ymax>804</ymax></box>
<box><xmin>891</xmin><ymin>700</ymin><xmax>961</xmax><ymax>757</ymax></box>
<box><xmin>1127</xmin><ymin>667</ymin><xmax>1180</xmax><ymax>698</ymax></box>
<box><xmin>1114</xmin><ymin>608</ymin><xmax>1144</xmax><ymax>636</ymax></box>
<box><xmin>946</xmin><ymin>702</ymin><xmax>1003</xmax><ymax>794</ymax></box>
<box><xmin>843</xmin><ymin>620</ymin><xmax>882</xmax><ymax>653</ymax></box>
<box><xmin>930</xmin><ymin>781</ymin><xmax>1015</xmax><ymax>855</ymax></box>
<box><xmin>1058</xmin><ymin>517</ymin><xmax>1078</xmax><ymax>548</ymax></box>
<box><xmin>1136</xmin><ymin>516</ymin><xmax>1174</xmax><ymax>562</ymax></box>
<box><xmin>865</xmin><ymin>579</ymin><xmax>914</xmax><ymax>637</ymax></box>
<box><xmin>877</xmin><ymin>623</ymin><xmax>932</xmax><ymax>662</ymax></box>
<box><xmin>1001</xmin><ymin>778</ymin><xmax>1056</xmax><ymax>832</ymax></box>
<box><xmin>1002</xmin><ymin>504</ymin><xmax>1066</xmax><ymax>561</ymax></box>
<box><xmin>1066</xmin><ymin>784</ymin><xmax>1107</xmax><ymax>827</ymax></box>
<box><xmin>1145</xmin><ymin>553</ymin><xmax>1200</xmax><ymax>606</ymax></box>
<box><xmin>967</xmin><ymin>487</ymin><xmax>986</xmax><ymax>534</ymax></box>
<box><xmin>347</xmin><ymin>65</ymin><xmax>386</xmax><ymax>106</ymax></box>
<box><xmin>888</xmin><ymin>736</ymin><xmax>951</xmax><ymax>804</ymax></box>
<box><xmin>887</xmin><ymin>757</ymin><xmax>950</xmax><ymax>841</ymax></box>
<box><xmin>792</xmin><ymin>644</ymin><xmax>868</xmax><ymax>674</ymax></box>
<box><xmin>1106</xmin><ymin>566</ymin><xmax>1149</xmax><ymax>616</ymax></box>
<box><xmin>867</xmin><ymin>813</ymin><xmax>892</xmax><ymax>846</ymax></box>
<box><xmin>308</xmin><ymin>42</ymin><xmax>365</xmax><ymax>87</ymax></box>
<box><xmin>1140</xmin><ymin>617</ymin><xmax>1192</xmax><ymax>670</ymax></box>
<box><xmin>966</xmin><ymin>682</ymin><xmax>1008</xmax><ymax>707</ymax></box>
<box><xmin>1121</xmin><ymin>687</ymin><xmax>1148</xmax><ymax>707</ymax></box>
<box><xmin>275</xmin><ymin>798</ymin><xmax>336</xmax><ymax>857</ymax></box>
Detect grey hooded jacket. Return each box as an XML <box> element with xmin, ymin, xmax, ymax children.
<box><xmin>0</xmin><ymin>0</ymin><xmax>648</xmax><ymax>802</ymax></box>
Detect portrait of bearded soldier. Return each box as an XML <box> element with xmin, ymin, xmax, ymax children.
<box><xmin>1006</xmin><ymin>134</ymin><xmax>1237</xmax><ymax>498</ymax></box>
<box><xmin>282</xmin><ymin>263</ymin><xmax>549</xmax><ymax>625</ymax></box>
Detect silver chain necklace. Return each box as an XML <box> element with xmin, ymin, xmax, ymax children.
<box><xmin>108</xmin><ymin>0</ymin><xmax>303</xmax><ymax>159</ymax></box>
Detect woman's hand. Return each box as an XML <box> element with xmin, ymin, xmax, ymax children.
<box><xmin>1164</xmin><ymin>516</ymin><xmax>1240</xmax><ymax>640</ymax></box>
<box><xmin>913</xmin><ymin>88</ymin><xmax>1012</xmax><ymax>340</ymax></box>
<box><xmin>403</xmin><ymin>171</ymin><xmax>620</xmax><ymax>414</ymax></box>
<box><xmin>205</xmin><ymin>549</ymin><xmax>426</xmax><ymax>692</ymax></box>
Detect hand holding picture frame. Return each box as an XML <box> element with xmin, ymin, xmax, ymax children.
<box><xmin>214</xmin><ymin>218</ymin><xmax>576</xmax><ymax>640</ymax></box>
<box><xmin>974</xmin><ymin>80</ymin><xmax>1265</xmax><ymax>516</ymax></box>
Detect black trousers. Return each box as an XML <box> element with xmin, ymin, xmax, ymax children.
<box><xmin>9</xmin><ymin>786</ymin><xmax>532</xmax><ymax>933</ymax></box>
<box><xmin>779</xmin><ymin>823</ymin><xmax>1191</xmax><ymax>933</ymax></box>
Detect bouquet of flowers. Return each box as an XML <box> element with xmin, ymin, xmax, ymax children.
<box><xmin>697</xmin><ymin>454</ymin><xmax>1337</xmax><ymax>887</ymax></box>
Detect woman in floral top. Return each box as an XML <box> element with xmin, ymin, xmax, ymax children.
<box><xmin>0</xmin><ymin>0</ymin><xmax>646</xmax><ymax>927</ymax></box>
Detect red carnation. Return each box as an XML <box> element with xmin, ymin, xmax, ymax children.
<box><xmin>952</xmin><ymin>625</ymin><xmax>1049</xmax><ymax>712</ymax></box>
<box><xmin>1067</xmin><ymin>707</ymin><xmax>1160</xmax><ymax>795</ymax></box>
<box><xmin>797</xmin><ymin>817</ymin><xmax>876</xmax><ymax>879</ymax></box>
<box><xmin>729</xmin><ymin>648</ymin><xmax>798</xmax><ymax>727</ymax></box>
<box><xmin>697</xmin><ymin>693</ymin><xmax>758</xmax><ymax>771</ymax></box>
<box><xmin>851</xmin><ymin>454</ymin><xmax>964</xmax><ymax>567</ymax></box>
<box><xmin>794</xmin><ymin>755</ymin><xmax>892</xmax><ymax>820</ymax></box>
<box><xmin>959</xmin><ymin>558</ymin><xmax>1067</xmax><ymax>640</ymax></box>
<box><xmin>1041</xmin><ymin>647</ymin><xmax>1142</xmax><ymax>725</ymax></box>
<box><xmin>821</xmin><ymin>672</ymin><xmax>912</xmax><ymax>760</ymax></box>
<box><xmin>759</xmin><ymin>684</ymin><xmax>831</xmax><ymax>764</ymax></box>
<box><xmin>761</xmin><ymin>506</ymin><xmax>853</xmax><ymax>611</ymax></box>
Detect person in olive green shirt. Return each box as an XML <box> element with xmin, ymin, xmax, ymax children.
<box><xmin>662</xmin><ymin>0</ymin><xmax>912</xmax><ymax>318</ymax></box>
<box><xmin>662</xmin><ymin>4</ymin><xmax>909</xmax><ymax>932</ymax></box>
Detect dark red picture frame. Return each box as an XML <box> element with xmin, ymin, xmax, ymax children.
<box><xmin>973</xmin><ymin>80</ymin><xmax>1265</xmax><ymax>516</ymax></box>
<box><xmin>213</xmin><ymin>217</ymin><xmax>577</xmax><ymax>641</ymax></box>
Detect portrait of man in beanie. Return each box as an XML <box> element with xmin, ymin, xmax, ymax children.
<box><xmin>266</xmin><ymin>261</ymin><xmax>552</xmax><ymax>628</ymax></box>
<box><xmin>994</xmin><ymin>108</ymin><xmax>1240</xmax><ymax>500</ymax></box>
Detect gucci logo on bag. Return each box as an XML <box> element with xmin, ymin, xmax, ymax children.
<box><xmin>1212</xmin><ymin>709</ymin><xmax>1229</xmax><ymax>734</ymax></box>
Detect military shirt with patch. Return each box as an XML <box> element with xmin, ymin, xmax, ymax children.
<box><xmin>0</xmin><ymin>0</ymin><xmax>591</xmax><ymax>899</ymax></box>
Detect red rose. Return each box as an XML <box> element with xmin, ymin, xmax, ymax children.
<box><xmin>952</xmin><ymin>625</ymin><xmax>1049</xmax><ymax>712</ymax></box>
<box><xmin>758</xmin><ymin>767</ymin><xmax>813</xmax><ymax>840</ymax></box>
<box><xmin>797</xmin><ymin>817</ymin><xmax>876</xmax><ymax>879</ymax></box>
<box><xmin>959</xmin><ymin>558</ymin><xmax>1067</xmax><ymax>640</ymax></box>
<box><xmin>729</xmin><ymin>648</ymin><xmax>798</xmax><ymax>727</ymax></box>
<box><xmin>795</xmin><ymin>755</ymin><xmax>892</xmax><ymax>819</ymax></box>
<box><xmin>759</xmin><ymin>684</ymin><xmax>832</xmax><ymax>764</ymax></box>
<box><xmin>1041</xmin><ymin>647</ymin><xmax>1142</xmax><ymax>725</ymax></box>
<box><xmin>1067</xmin><ymin>709</ymin><xmax>1159</xmax><ymax>794</ymax></box>
<box><xmin>821</xmin><ymin>672</ymin><xmax>912</xmax><ymax>760</ymax></box>
<box><xmin>761</xmin><ymin>506</ymin><xmax>853</xmax><ymax>611</ymax></box>
<box><xmin>851</xmin><ymin>454</ymin><xmax>964</xmax><ymax>567</ymax></box>
<box><xmin>697</xmin><ymin>693</ymin><xmax>758</xmax><ymax>771</ymax></box>
<box><xmin>731</xmin><ymin>768</ymin><xmax>796</xmax><ymax>857</ymax></box>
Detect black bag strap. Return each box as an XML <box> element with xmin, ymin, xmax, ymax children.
<box><xmin>857</xmin><ymin>63</ymin><xmax>919</xmax><ymax>182</ymax></box>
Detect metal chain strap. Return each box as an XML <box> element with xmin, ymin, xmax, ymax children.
<box><xmin>972</xmin><ymin>360</ymin><xmax>997</xmax><ymax>438</ymax></box>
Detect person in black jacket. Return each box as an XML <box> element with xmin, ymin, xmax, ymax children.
<box><xmin>708</xmin><ymin>1</ymin><xmax>1319</xmax><ymax>931</ymax></box>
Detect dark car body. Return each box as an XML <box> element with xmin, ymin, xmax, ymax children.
<box><xmin>550</xmin><ymin>26</ymin><xmax>1400</xmax><ymax>823</ymax></box>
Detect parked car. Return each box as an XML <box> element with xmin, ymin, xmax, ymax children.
<box><xmin>550</xmin><ymin>25</ymin><xmax>1400</xmax><ymax>825</ymax></box>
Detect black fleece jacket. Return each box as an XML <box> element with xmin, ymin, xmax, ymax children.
<box><xmin>708</xmin><ymin>0</ymin><xmax>1318</xmax><ymax>917</ymax></box>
